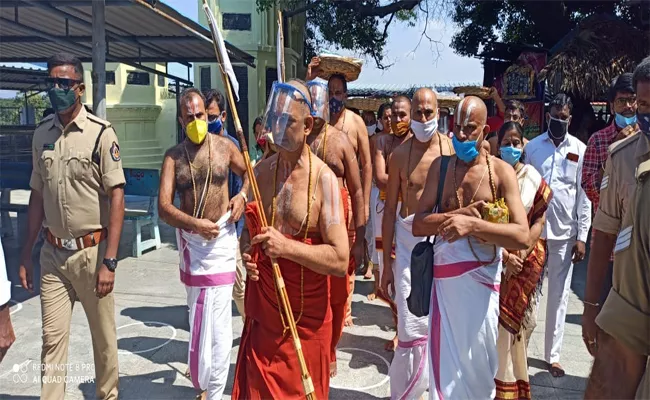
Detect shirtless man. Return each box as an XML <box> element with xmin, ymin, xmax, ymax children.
<box><xmin>232</xmin><ymin>79</ymin><xmax>349</xmax><ymax>400</ymax></box>
<box><xmin>381</xmin><ymin>88</ymin><xmax>453</xmax><ymax>398</ymax></box>
<box><xmin>306</xmin><ymin>57</ymin><xmax>372</xmax><ymax>221</ymax></box>
<box><xmin>305</xmin><ymin>80</ymin><xmax>365</xmax><ymax>376</ymax></box>
<box><xmin>158</xmin><ymin>88</ymin><xmax>249</xmax><ymax>399</ymax></box>
<box><xmin>372</xmin><ymin>95</ymin><xmax>413</xmax><ymax>350</ymax></box>
<box><xmin>366</xmin><ymin>103</ymin><xmax>392</xmax><ymax>280</ymax></box>
<box><xmin>412</xmin><ymin>96</ymin><xmax>529</xmax><ymax>398</ymax></box>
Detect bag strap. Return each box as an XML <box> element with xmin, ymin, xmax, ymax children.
<box><xmin>426</xmin><ymin>155</ymin><xmax>451</xmax><ymax>242</ymax></box>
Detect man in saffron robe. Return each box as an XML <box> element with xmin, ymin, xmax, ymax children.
<box><xmin>232</xmin><ymin>79</ymin><xmax>350</xmax><ymax>400</ymax></box>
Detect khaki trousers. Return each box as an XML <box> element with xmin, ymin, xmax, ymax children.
<box><xmin>40</xmin><ymin>241</ymin><xmax>118</xmax><ymax>400</ymax></box>
<box><xmin>231</xmin><ymin>244</ymin><xmax>246</xmax><ymax>318</ymax></box>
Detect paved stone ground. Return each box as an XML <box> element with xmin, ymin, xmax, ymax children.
<box><xmin>1</xmin><ymin>190</ymin><xmax>591</xmax><ymax>399</ymax></box>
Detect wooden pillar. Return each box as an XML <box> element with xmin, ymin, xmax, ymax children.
<box><xmin>92</xmin><ymin>0</ymin><xmax>107</xmax><ymax>118</ymax></box>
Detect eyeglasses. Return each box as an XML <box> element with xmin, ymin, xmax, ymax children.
<box><xmin>45</xmin><ymin>77</ymin><xmax>82</xmax><ymax>91</ymax></box>
<box><xmin>615</xmin><ymin>97</ymin><xmax>637</xmax><ymax>107</ymax></box>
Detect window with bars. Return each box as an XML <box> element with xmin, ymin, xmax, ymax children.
<box><xmin>106</xmin><ymin>71</ymin><xmax>115</xmax><ymax>85</ymax></box>
<box><xmin>223</xmin><ymin>13</ymin><xmax>251</xmax><ymax>31</ymax></box>
<box><xmin>126</xmin><ymin>71</ymin><xmax>150</xmax><ymax>86</ymax></box>
<box><xmin>200</xmin><ymin>66</ymin><xmax>212</xmax><ymax>92</ymax></box>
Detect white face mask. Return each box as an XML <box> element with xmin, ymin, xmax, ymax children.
<box><xmin>377</xmin><ymin>120</ymin><xmax>384</xmax><ymax>131</ymax></box>
<box><xmin>367</xmin><ymin>124</ymin><xmax>377</xmax><ymax>136</ymax></box>
<box><xmin>411</xmin><ymin>118</ymin><xmax>438</xmax><ymax>142</ymax></box>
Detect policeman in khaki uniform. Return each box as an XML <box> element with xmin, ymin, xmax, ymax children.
<box><xmin>19</xmin><ymin>53</ymin><xmax>124</xmax><ymax>400</ymax></box>
<box><xmin>584</xmin><ymin>57</ymin><xmax>650</xmax><ymax>399</ymax></box>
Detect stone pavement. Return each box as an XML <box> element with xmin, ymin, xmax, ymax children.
<box><xmin>1</xmin><ymin>192</ymin><xmax>592</xmax><ymax>399</ymax></box>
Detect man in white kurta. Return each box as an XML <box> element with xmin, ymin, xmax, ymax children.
<box><xmin>524</xmin><ymin>94</ymin><xmax>591</xmax><ymax>376</ymax></box>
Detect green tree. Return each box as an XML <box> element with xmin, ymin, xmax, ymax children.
<box><xmin>0</xmin><ymin>93</ymin><xmax>51</xmax><ymax>125</ymax></box>
<box><xmin>256</xmin><ymin>0</ymin><xmax>648</xmax><ymax>67</ymax></box>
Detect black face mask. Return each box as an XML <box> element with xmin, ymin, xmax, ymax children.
<box><xmin>548</xmin><ymin>116</ymin><xmax>569</xmax><ymax>139</ymax></box>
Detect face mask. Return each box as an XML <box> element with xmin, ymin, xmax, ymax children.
<box><xmin>452</xmin><ymin>135</ymin><xmax>480</xmax><ymax>163</ymax></box>
<box><xmin>329</xmin><ymin>97</ymin><xmax>344</xmax><ymax>115</ymax></box>
<box><xmin>411</xmin><ymin>118</ymin><xmax>438</xmax><ymax>143</ymax></box>
<box><xmin>377</xmin><ymin>120</ymin><xmax>384</xmax><ymax>131</ymax></box>
<box><xmin>185</xmin><ymin>119</ymin><xmax>208</xmax><ymax>145</ymax></box>
<box><xmin>500</xmin><ymin>146</ymin><xmax>522</xmax><ymax>166</ymax></box>
<box><xmin>392</xmin><ymin>121</ymin><xmax>410</xmax><ymax>137</ymax></box>
<box><xmin>367</xmin><ymin>124</ymin><xmax>377</xmax><ymax>136</ymax></box>
<box><xmin>257</xmin><ymin>136</ymin><xmax>267</xmax><ymax>148</ymax></box>
<box><xmin>615</xmin><ymin>113</ymin><xmax>637</xmax><ymax>129</ymax></box>
<box><xmin>48</xmin><ymin>88</ymin><xmax>77</xmax><ymax>114</ymax></box>
<box><xmin>638</xmin><ymin>112</ymin><xmax>650</xmax><ymax>135</ymax></box>
<box><xmin>207</xmin><ymin>118</ymin><xmax>223</xmax><ymax>134</ymax></box>
<box><xmin>548</xmin><ymin>116</ymin><xmax>569</xmax><ymax>140</ymax></box>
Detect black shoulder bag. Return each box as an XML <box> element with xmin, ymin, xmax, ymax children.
<box><xmin>407</xmin><ymin>155</ymin><xmax>450</xmax><ymax>318</ymax></box>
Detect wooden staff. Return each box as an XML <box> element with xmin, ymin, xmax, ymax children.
<box><xmin>278</xmin><ymin>10</ymin><xmax>286</xmax><ymax>82</ymax></box>
<box><xmin>201</xmin><ymin>1</ymin><xmax>316</xmax><ymax>399</ymax></box>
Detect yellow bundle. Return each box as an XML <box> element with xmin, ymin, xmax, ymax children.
<box><xmin>482</xmin><ymin>198</ymin><xmax>510</xmax><ymax>224</ymax></box>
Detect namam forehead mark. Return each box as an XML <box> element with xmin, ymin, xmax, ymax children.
<box><xmin>455</xmin><ymin>96</ymin><xmax>486</xmax><ymax>128</ymax></box>
<box><xmin>182</xmin><ymin>93</ymin><xmax>205</xmax><ymax>118</ymax></box>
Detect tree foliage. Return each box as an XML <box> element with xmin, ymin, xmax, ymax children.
<box><xmin>451</xmin><ymin>0</ymin><xmax>649</xmax><ymax>57</ymax></box>
<box><xmin>256</xmin><ymin>0</ymin><xmax>649</xmax><ymax>68</ymax></box>
<box><xmin>0</xmin><ymin>93</ymin><xmax>51</xmax><ymax>125</ymax></box>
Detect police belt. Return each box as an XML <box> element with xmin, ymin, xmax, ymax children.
<box><xmin>45</xmin><ymin>228</ymin><xmax>107</xmax><ymax>251</ymax></box>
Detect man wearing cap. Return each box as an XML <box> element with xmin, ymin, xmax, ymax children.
<box><xmin>19</xmin><ymin>53</ymin><xmax>124</xmax><ymax>400</ymax></box>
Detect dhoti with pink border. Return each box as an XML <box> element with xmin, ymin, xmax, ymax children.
<box><xmin>429</xmin><ymin>237</ymin><xmax>502</xmax><ymax>399</ymax></box>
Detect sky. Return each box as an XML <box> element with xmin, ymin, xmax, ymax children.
<box><xmin>164</xmin><ymin>0</ymin><xmax>483</xmax><ymax>86</ymax></box>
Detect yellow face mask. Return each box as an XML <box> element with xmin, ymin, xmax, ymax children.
<box><xmin>185</xmin><ymin>119</ymin><xmax>208</xmax><ymax>145</ymax></box>
<box><xmin>392</xmin><ymin>120</ymin><xmax>410</xmax><ymax>137</ymax></box>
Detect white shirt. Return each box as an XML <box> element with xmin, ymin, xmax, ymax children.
<box><xmin>0</xmin><ymin>236</ymin><xmax>10</xmax><ymax>306</ymax></box>
<box><xmin>524</xmin><ymin>132</ymin><xmax>592</xmax><ymax>242</ymax></box>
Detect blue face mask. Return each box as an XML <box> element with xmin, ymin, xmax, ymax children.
<box><xmin>638</xmin><ymin>112</ymin><xmax>650</xmax><ymax>135</ymax></box>
<box><xmin>500</xmin><ymin>146</ymin><xmax>523</xmax><ymax>166</ymax></box>
<box><xmin>615</xmin><ymin>113</ymin><xmax>637</xmax><ymax>129</ymax></box>
<box><xmin>452</xmin><ymin>135</ymin><xmax>480</xmax><ymax>163</ymax></box>
<box><xmin>207</xmin><ymin>118</ymin><xmax>223</xmax><ymax>134</ymax></box>
<box><xmin>329</xmin><ymin>97</ymin><xmax>344</xmax><ymax>115</ymax></box>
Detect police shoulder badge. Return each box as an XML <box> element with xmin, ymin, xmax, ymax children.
<box><xmin>110</xmin><ymin>141</ymin><xmax>121</xmax><ymax>162</ymax></box>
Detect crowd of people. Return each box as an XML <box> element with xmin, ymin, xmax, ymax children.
<box><xmin>1</xmin><ymin>51</ymin><xmax>649</xmax><ymax>400</ymax></box>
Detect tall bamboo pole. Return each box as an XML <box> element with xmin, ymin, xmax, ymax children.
<box><xmin>200</xmin><ymin>1</ymin><xmax>316</xmax><ymax>399</ymax></box>
<box><xmin>278</xmin><ymin>10</ymin><xmax>286</xmax><ymax>82</ymax></box>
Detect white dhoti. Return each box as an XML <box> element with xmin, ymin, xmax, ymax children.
<box><xmin>429</xmin><ymin>237</ymin><xmax>502</xmax><ymax>400</ymax></box>
<box><xmin>390</xmin><ymin>214</ymin><xmax>429</xmax><ymax>400</ymax></box>
<box><xmin>177</xmin><ymin>212</ymin><xmax>237</xmax><ymax>400</ymax></box>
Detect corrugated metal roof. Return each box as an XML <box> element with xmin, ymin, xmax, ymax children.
<box><xmin>347</xmin><ymin>82</ymin><xmax>480</xmax><ymax>98</ymax></box>
<box><xmin>0</xmin><ymin>0</ymin><xmax>255</xmax><ymax>67</ymax></box>
<box><xmin>0</xmin><ymin>65</ymin><xmax>49</xmax><ymax>91</ymax></box>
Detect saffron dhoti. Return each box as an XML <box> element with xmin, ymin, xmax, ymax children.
<box><xmin>330</xmin><ymin>187</ymin><xmax>356</xmax><ymax>362</ymax></box>
<box><xmin>390</xmin><ymin>214</ymin><xmax>429</xmax><ymax>400</ymax></box>
<box><xmin>232</xmin><ymin>202</ymin><xmax>332</xmax><ymax>400</ymax></box>
<box><xmin>177</xmin><ymin>211</ymin><xmax>237</xmax><ymax>400</ymax></box>
<box><xmin>429</xmin><ymin>237</ymin><xmax>502</xmax><ymax>399</ymax></box>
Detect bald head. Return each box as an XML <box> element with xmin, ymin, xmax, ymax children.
<box><xmin>453</xmin><ymin>95</ymin><xmax>489</xmax><ymax>142</ymax></box>
<box><xmin>412</xmin><ymin>88</ymin><xmax>438</xmax><ymax>123</ymax></box>
<box><xmin>287</xmin><ymin>79</ymin><xmax>313</xmax><ymax>105</ymax></box>
<box><xmin>391</xmin><ymin>94</ymin><xmax>412</xmax><ymax>128</ymax></box>
<box><xmin>455</xmin><ymin>96</ymin><xmax>487</xmax><ymax>127</ymax></box>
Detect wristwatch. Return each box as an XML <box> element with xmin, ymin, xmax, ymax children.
<box><xmin>103</xmin><ymin>258</ymin><xmax>118</xmax><ymax>272</ymax></box>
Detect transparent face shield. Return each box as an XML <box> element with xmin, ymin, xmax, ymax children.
<box><xmin>307</xmin><ymin>81</ymin><xmax>329</xmax><ymax>122</ymax></box>
<box><xmin>262</xmin><ymin>82</ymin><xmax>315</xmax><ymax>152</ymax></box>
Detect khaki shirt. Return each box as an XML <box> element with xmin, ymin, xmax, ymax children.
<box><xmin>596</xmin><ymin>149</ymin><xmax>650</xmax><ymax>399</ymax></box>
<box><xmin>30</xmin><ymin>106</ymin><xmax>125</xmax><ymax>240</ymax></box>
<box><xmin>593</xmin><ymin>131</ymin><xmax>647</xmax><ymax>235</ymax></box>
